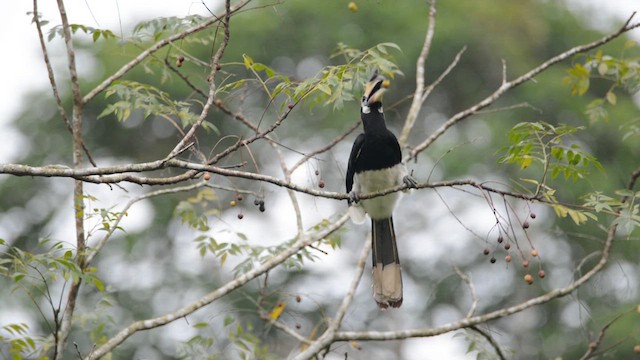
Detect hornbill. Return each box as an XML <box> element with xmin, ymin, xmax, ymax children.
<box><xmin>346</xmin><ymin>72</ymin><xmax>415</xmax><ymax>309</ymax></box>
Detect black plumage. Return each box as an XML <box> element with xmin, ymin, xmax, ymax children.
<box><xmin>346</xmin><ymin>73</ymin><xmax>406</xmax><ymax>309</ymax></box>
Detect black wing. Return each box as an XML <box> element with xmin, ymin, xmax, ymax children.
<box><xmin>346</xmin><ymin>133</ymin><xmax>365</xmax><ymax>193</ymax></box>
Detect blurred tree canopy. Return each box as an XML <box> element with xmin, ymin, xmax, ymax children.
<box><xmin>1</xmin><ymin>0</ymin><xmax>640</xmax><ymax>359</ymax></box>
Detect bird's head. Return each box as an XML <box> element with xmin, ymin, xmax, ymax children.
<box><xmin>361</xmin><ymin>72</ymin><xmax>391</xmax><ymax>113</ymax></box>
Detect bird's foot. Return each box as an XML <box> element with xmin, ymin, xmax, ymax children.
<box><xmin>348</xmin><ymin>191</ymin><xmax>360</xmax><ymax>206</ymax></box>
<box><xmin>402</xmin><ymin>174</ymin><xmax>418</xmax><ymax>189</ymax></box>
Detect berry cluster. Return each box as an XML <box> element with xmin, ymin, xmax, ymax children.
<box><xmin>483</xmin><ymin>211</ymin><xmax>545</xmax><ymax>285</ymax></box>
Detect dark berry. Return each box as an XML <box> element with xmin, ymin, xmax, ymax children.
<box><xmin>236</xmin><ymin>194</ymin><xmax>243</xmax><ymax>201</ymax></box>
<box><xmin>483</xmin><ymin>248</ymin><xmax>490</xmax><ymax>256</ymax></box>
<box><xmin>318</xmin><ymin>180</ymin><xmax>325</xmax><ymax>188</ymax></box>
<box><xmin>504</xmin><ymin>243</ymin><xmax>511</xmax><ymax>250</ymax></box>
<box><xmin>522</xmin><ymin>221</ymin><xmax>530</xmax><ymax>229</ymax></box>
<box><xmin>497</xmin><ymin>235</ymin><xmax>503</xmax><ymax>243</ymax></box>
<box><xmin>537</xmin><ymin>270</ymin><xmax>546</xmax><ymax>278</ymax></box>
<box><xmin>530</xmin><ymin>212</ymin><xmax>536</xmax><ymax>219</ymax></box>
<box><xmin>490</xmin><ymin>257</ymin><xmax>496</xmax><ymax>264</ymax></box>
<box><xmin>237</xmin><ymin>213</ymin><xmax>244</xmax><ymax>220</ymax></box>
<box><xmin>259</xmin><ymin>204</ymin><xmax>265</xmax><ymax>212</ymax></box>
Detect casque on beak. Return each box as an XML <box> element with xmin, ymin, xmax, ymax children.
<box><xmin>362</xmin><ymin>73</ymin><xmax>391</xmax><ymax>106</ymax></box>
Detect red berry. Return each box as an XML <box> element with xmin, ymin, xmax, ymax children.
<box><xmin>522</xmin><ymin>260</ymin><xmax>530</xmax><ymax>268</ymax></box>
<box><xmin>203</xmin><ymin>173</ymin><xmax>211</xmax><ymax>181</ymax></box>
<box><xmin>524</xmin><ymin>274</ymin><xmax>534</xmax><ymax>284</ymax></box>
<box><xmin>318</xmin><ymin>180</ymin><xmax>325</xmax><ymax>188</ymax></box>
<box><xmin>537</xmin><ymin>270</ymin><xmax>546</xmax><ymax>278</ymax></box>
<box><xmin>530</xmin><ymin>212</ymin><xmax>536</xmax><ymax>219</ymax></box>
<box><xmin>504</xmin><ymin>243</ymin><xmax>511</xmax><ymax>250</ymax></box>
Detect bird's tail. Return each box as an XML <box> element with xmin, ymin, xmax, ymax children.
<box><xmin>371</xmin><ymin>217</ymin><xmax>402</xmax><ymax>308</ymax></box>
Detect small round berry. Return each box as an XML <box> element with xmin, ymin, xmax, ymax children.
<box><xmin>483</xmin><ymin>248</ymin><xmax>490</xmax><ymax>256</ymax></box>
<box><xmin>203</xmin><ymin>173</ymin><xmax>211</xmax><ymax>181</ymax></box>
<box><xmin>634</xmin><ymin>344</ymin><xmax>640</xmax><ymax>353</ymax></box>
<box><xmin>505</xmin><ymin>254</ymin><xmax>512</xmax><ymax>263</ymax></box>
<box><xmin>237</xmin><ymin>212</ymin><xmax>244</xmax><ymax>220</ymax></box>
<box><xmin>524</xmin><ymin>274</ymin><xmax>534</xmax><ymax>284</ymax></box>
<box><xmin>296</xmin><ymin>323</ymin><xmax>301</xmax><ymax>329</ymax></box>
<box><xmin>259</xmin><ymin>204</ymin><xmax>265</xmax><ymax>212</ymax></box>
<box><xmin>537</xmin><ymin>270</ymin><xmax>546</xmax><ymax>278</ymax></box>
<box><xmin>296</xmin><ymin>294</ymin><xmax>302</xmax><ymax>303</ymax></box>
<box><xmin>318</xmin><ymin>180</ymin><xmax>325</xmax><ymax>188</ymax></box>
<box><xmin>530</xmin><ymin>248</ymin><xmax>538</xmax><ymax>257</ymax></box>
<box><xmin>522</xmin><ymin>260</ymin><xmax>530</xmax><ymax>268</ymax></box>
<box><xmin>230</xmin><ymin>200</ymin><xmax>237</xmax><ymax>207</ymax></box>
<box><xmin>504</xmin><ymin>243</ymin><xmax>511</xmax><ymax>250</ymax></box>
<box><xmin>214</xmin><ymin>98</ymin><xmax>223</xmax><ymax>106</ymax></box>
<box><xmin>287</xmin><ymin>103</ymin><xmax>295</xmax><ymax>110</ymax></box>
<box><xmin>176</xmin><ymin>55</ymin><xmax>185</xmax><ymax>67</ymax></box>
<box><xmin>490</xmin><ymin>257</ymin><xmax>496</xmax><ymax>264</ymax></box>
<box><xmin>497</xmin><ymin>235</ymin><xmax>503</xmax><ymax>243</ymax></box>
<box><xmin>348</xmin><ymin>1</ymin><xmax>358</xmax><ymax>12</ymax></box>
<box><xmin>522</xmin><ymin>221</ymin><xmax>530</xmax><ymax>229</ymax></box>
<box><xmin>530</xmin><ymin>212</ymin><xmax>537</xmax><ymax>219</ymax></box>
<box><xmin>315</xmin><ymin>169</ymin><xmax>320</xmax><ymax>176</ymax></box>
<box><xmin>254</xmin><ymin>199</ymin><xmax>260</xmax><ymax>206</ymax></box>
<box><xmin>236</xmin><ymin>194</ymin><xmax>243</xmax><ymax>201</ymax></box>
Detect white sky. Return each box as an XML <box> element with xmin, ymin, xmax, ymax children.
<box><xmin>0</xmin><ymin>1</ymin><xmax>638</xmax><ymax>359</ymax></box>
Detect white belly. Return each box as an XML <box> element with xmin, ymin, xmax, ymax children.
<box><xmin>353</xmin><ymin>164</ymin><xmax>405</xmax><ymax>220</ymax></box>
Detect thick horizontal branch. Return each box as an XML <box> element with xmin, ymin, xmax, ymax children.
<box><xmin>0</xmin><ymin>161</ymin><xmax>538</xmax><ymax>204</ymax></box>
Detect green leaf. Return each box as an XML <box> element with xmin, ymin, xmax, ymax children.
<box><xmin>606</xmin><ymin>91</ymin><xmax>617</xmax><ymax>105</ymax></box>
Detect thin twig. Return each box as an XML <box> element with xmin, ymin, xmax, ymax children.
<box><xmin>578</xmin><ymin>314</ymin><xmax>623</xmax><ymax>360</ymax></box>
<box><xmin>292</xmin><ymin>236</ymin><xmax>372</xmax><ymax>360</ymax></box>
<box><xmin>469</xmin><ymin>326</ymin><xmax>507</xmax><ymax>360</ymax></box>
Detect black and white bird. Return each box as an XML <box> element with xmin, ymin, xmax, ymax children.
<box><xmin>346</xmin><ymin>72</ymin><xmax>414</xmax><ymax>309</ymax></box>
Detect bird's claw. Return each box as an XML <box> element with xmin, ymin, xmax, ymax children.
<box><xmin>348</xmin><ymin>191</ymin><xmax>360</xmax><ymax>205</ymax></box>
<box><xmin>403</xmin><ymin>175</ymin><xmax>418</xmax><ymax>189</ymax></box>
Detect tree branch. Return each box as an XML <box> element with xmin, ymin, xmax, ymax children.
<box><xmin>81</xmin><ymin>0</ymin><xmax>252</xmax><ymax>104</ymax></box>
<box><xmin>293</xmin><ymin>235</ymin><xmax>371</xmax><ymax>360</ymax></box>
<box><xmin>407</xmin><ymin>15</ymin><xmax>640</xmax><ymax>161</ymax></box>
<box><xmin>399</xmin><ymin>0</ymin><xmax>437</xmax><ymax>148</ymax></box>
<box><xmin>86</xmin><ymin>213</ymin><xmax>349</xmax><ymax>360</ymax></box>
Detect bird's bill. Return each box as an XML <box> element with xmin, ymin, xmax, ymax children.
<box><xmin>363</xmin><ymin>75</ymin><xmax>391</xmax><ymax>105</ymax></box>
